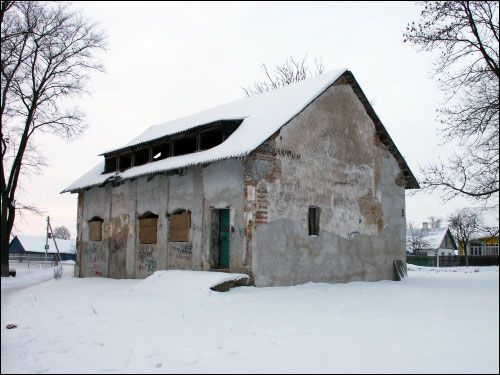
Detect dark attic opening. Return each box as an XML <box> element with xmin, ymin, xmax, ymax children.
<box><xmin>152</xmin><ymin>142</ymin><xmax>170</xmax><ymax>161</ymax></box>
<box><xmin>101</xmin><ymin>119</ymin><xmax>242</xmax><ymax>174</ymax></box>
<box><xmin>119</xmin><ymin>153</ymin><xmax>132</xmax><ymax>171</ymax></box>
<box><xmin>173</xmin><ymin>135</ymin><xmax>197</xmax><ymax>156</ymax></box>
<box><xmin>200</xmin><ymin>128</ymin><xmax>224</xmax><ymax>151</ymax></box>
<box><xmin>134</xmin><ymin>148</ymin><xmax>150</xmax><ymax>166</ymax></box>
<box><xmin>104</xmin><ymin>156</ymin><xmax>117</xmax><ymax>173</ymax></box>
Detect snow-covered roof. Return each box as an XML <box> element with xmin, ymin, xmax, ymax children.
<box><xmin>103</xmin><ymin>69</ymin><xmax>347</xmax><ymax>156</ymax></box>
<box><xmin>13</xmin><ymin>235</ymin><xmax>76</xmax><ymax>254</ymax></box>
<box><xmin>421</xmin><ymin>228</ymin><xmax>455</xmax><ymax>250</ymax></box>
<box><xmin>62</xmin><ymin>69</ymin><xmax>419</xmax><ymax>193</ymax></box>
<box><xmin>470</xmin><ymin>233</ymin><xmax>499</xmax><ymax>241</ymax></box>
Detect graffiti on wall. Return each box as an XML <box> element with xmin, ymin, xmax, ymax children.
<box><xmin>181</xmin><ymin>244</ymin><xmax>192</xmax><ymax>253</ymax></box>
<box><xmin>168</xmin><ymin>243</ymin><xmax>192</xmax><ymax>270</ymax></box>
<box><xmin>145</xmin><ymin>258</ymin><xmax>157</xmax><ymax>274</ymax></box>
<box><xmin>111</xmin><ymin>214</ymin><xmax>129</xmax><ymax>251</ymax></box>
<box><xmin>272</xmin><ymin>148</ymin><xmax>301</xmax><ymax>159</ymax></box>
<box><xmin>86</xmin><ymin>242</ymin><xmax>105</xmax><ymax>276</ymax></box>
<box><xmin>137</xmin><ymin>245</ymin><xmax>157</xmax><ymax>274</ymax></box>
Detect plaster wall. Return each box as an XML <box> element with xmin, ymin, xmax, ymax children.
<box><xmin>248</xmin><ymin>83</ymin><xmax>407</xmax><ymax>286</ymax></box>
<box><xmin>201</xmin><ymin>161</ymin><xmax>248</xmax><ymax>274</ymax></box>
<box><xmin>76</xmin><ymin>82</ymin><xmax>408</xmax><ymax>285</ymax></box>
<box><xmin>78</xmin><ymin>185</ymin><xmax>110</xmax><ymax>278</ymax></box>
<box><xmin>76</xmin><ymin>159</ymin><xmax>245</xmax><ymax>279</ymax></box>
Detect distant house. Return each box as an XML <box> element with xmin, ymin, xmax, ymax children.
<box><xmin>459</xmin><ymin>235</ymin><xmax>499</xmax><ymax>256</ymax></box>
<box><xmin>407</xmin><ymin>221</ymin><xmax>457</xmax><ymax>256</ymax></box>
<box><xmin>9</xmin><ymin>235</ymin><xmax>77</xmax><ymax>261</ymax></box>
<box><xmin>455</xmin><ymin>207</ymin><xmax>500</xmax><ymax>257</ymax></box>
<box><xmin>63</xmin><ymin>69</ymin><xmax>419</xmax><ymax>286</ymax></box>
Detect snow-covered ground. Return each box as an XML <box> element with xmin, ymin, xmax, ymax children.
<box><xmin>1</xmin><ymin>261</ymin><xmax>74</xmax><ymax>296</ymax></box>
<box><xmin>1</xmin><ymin>264</ymin><xmax>498</xmax><ymax>374</ymax></box>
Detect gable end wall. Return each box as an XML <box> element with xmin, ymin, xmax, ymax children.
<box><xmin>246</xmin><ymin>82</ymin><xmax>407</xmax><ymax>286</ymax></box>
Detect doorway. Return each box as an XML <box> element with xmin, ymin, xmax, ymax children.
<box><xmin>210</xmin><ymin>208</ymin><xmax>230</xmax><ymax>269</ymax></box>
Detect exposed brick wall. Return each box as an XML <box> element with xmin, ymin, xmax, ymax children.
<box><xmin>243</xmin><ymin>136</ymin><xmax>282</xmax><ymax>224</ymax></box>
<box><xmin>357</xmin><ymin>190</ymin><xmax>384</xmax><ymax>233</ymax></box>
<box><xmin>255</xmin><ymin>186</ymin><xmax>269</xmax><ymax>225</ymax></box>
<box><xmin>242</xmin><ymin>134</ymin><xmax>282</xmax><ymax>268</ymax></box>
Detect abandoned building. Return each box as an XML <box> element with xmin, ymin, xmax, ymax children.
<box><xmin>63</xmin><ymin>69</ymin><xmax>419</xmax><ymax>286</ymax></box>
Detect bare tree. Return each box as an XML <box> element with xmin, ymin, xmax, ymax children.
<box><xmin>427</xmin><ymin>216</ymin><xmax>443</xmax><ymax>229</ymax></box>
<box><xmin>404</xmin><ymin>1</ymin><xmax>499</xmax><ymax>204</ymax></box>
<box><xmin>448</xmin><ymin>208</ymin><xmax>485</xmax><ymax>266</ymax></box>
<box><xmin>406</xmin><ymin>222</ymin><xmax>432</xmax><ymax>255</ymax></box>
<box><xmin>53</xmin><ymin>225</ymin><xmax>71</xmax><ymax>240</ymax></box>
<box><xmin>1</xmin><ymin>1</ymin><xmax>106</xmax><ymax>276</ymax></box>
<box><xmin>243</xmin><ymin>55</ymin><xmax>324</xmax><ymax>96</ymax></box>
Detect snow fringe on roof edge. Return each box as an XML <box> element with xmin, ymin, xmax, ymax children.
<box><xmin>62</xmin><ymin>69</ymin><xmax>347</xmax><ymax>193</ymax></box>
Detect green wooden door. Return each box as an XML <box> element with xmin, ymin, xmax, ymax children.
<box><xmin>218</xmin><ymin>209</ymin><xmax>230</xmax><ymax>268</ymax></box>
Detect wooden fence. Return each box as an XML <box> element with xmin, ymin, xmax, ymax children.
<box><xmin>407</xmin><ymin>255</ymin><xmax>499</xmax><ymax>267</ymax></box>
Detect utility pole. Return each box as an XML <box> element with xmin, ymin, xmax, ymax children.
<box><xmin>45</xmin><ymin>216</ymin><xmax>50</xmax><ymax>262</ymax></box>
<box><xmin>47</xmin><ymin>217</ymin><xmax>62</xmax><ymax>264</ymax></box>
<box><xmin>44</xmin><ymin>217</ymin><xmax>64</xmax><ymax>279</ymax></box>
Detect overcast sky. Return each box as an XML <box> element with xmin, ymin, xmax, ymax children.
<box><xmin>13</xmin><ymin>1</ymin><xmax>498</xmax><ymax>238</ymax></box>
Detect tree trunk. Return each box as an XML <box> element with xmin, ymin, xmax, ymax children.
<box><xmin>0</xmin><ymin>205</ymin><xmax>14</xmax><ymax>277</ymax></box>
<box><xmin>0</xmin><ymin>102</ymin><xmax>37</xmax><ymax>277</ymax></box>
<box><xmin>0</xmin><ymin>234</ymin><xmax>9</xmax><ymax>276</ymax></box>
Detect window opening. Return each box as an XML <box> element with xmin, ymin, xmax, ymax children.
<box><xmin>308</xmin><ymin>206</ymin><xmax>320</xmax><ymax>236</ymax></box>
<box><xmin>119</xmin><ymin>153</ymin><xmax>132</xmax><ymax>170</ymax></box>
<box><xmin>104</xmin><ymin>157</ymin><xmax>117</xmax><ymax>173</ymax></box>
<box><xmin>169</xmin><ymin>210</ymin><xmax>191</xmax><ymax>242</ymax></box>
<box><xmin>200</xmin><ymin>128</ymin><xmax>224</xmax><ymax>151</ymax></box>
<box><xmin>134</xmin><ymin>148</ymin><xmax>150</xmax><ymax>166</ymax></box>
<box><xmin>152</xmin><ymin>142</ymin><xmax>170</xmax><ymax>161</ymax></box>
<box><xmin>104</xmin><ymin>120</ymin><xmax>243</xmax><ymax>170</ymax></box>
<box><xmin>89</xmin><ymin>216</ymin><xmax>104</xmax><ymax>241</ymax></box>
<box><xmin>223</xmin><ymin>122</ymin><xmax>239</xmax><ymax>139</ymax></box>
<box><xmin>173</xmin><ymin>136</ymin><xmax>197</xmax><ymax>156</ymax></box>
<box><xmin>138</xmin><ymin>211</ymin><xmax>158</xmax><ymax>244</ymax></box>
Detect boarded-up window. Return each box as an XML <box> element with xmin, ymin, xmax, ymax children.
<box><xmin>169</xmin><ymin>211</ymin><xmax>191</xmax><ymax>242</ymax></box>
<box><xmin>139</xmin><ymin>212</ymin><xmax>158</xmax><ymax>244</ymax></box>
<box><xmin>308</xmin><ymin>206</ymin><xmax>320</xmax><ymax>236</ymax></box>
<box><xmin>89</xmin><ymin>217</ymin><xmax>103</xmax><ymax>241</ymax></box>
